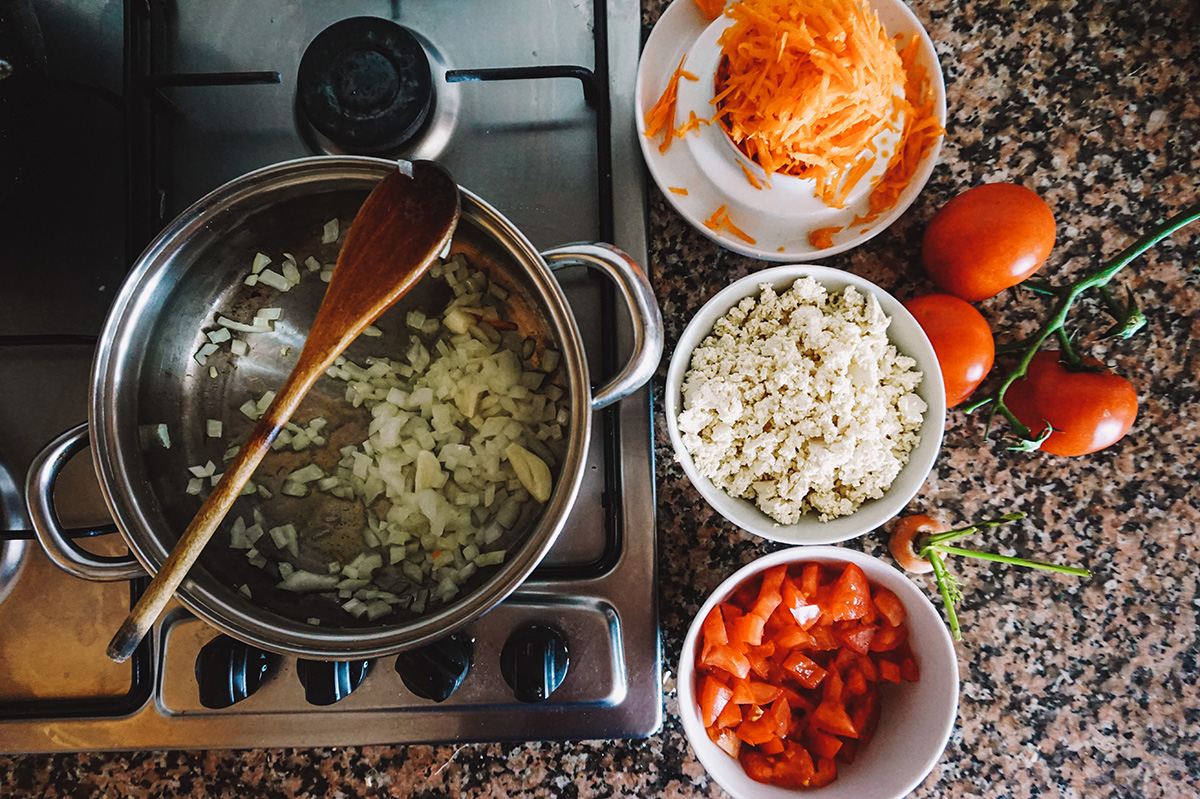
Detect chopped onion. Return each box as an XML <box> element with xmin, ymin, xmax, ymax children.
<box><xmin>206</xmin><ymin>419</ymin><xmax>223</xmax><ymax>438</ymax></box>
<box><xmin>322</xmin><ymin>219</ymin><xmax>339</xmax><ymax>244</ymax></box>
<box><xmin>218</xmin><ymin>315</ymin><xmax>271</xmax><ymax>334</ymax></box>
<box><xmin>257</xmin><ymin>269</ymin><xmax>291</xmax><ymax>292</ymax></box>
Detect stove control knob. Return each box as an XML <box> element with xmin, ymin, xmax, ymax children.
<box><xmin>500</xmin><ymin>625</ymin><xmax>569</xmax><ymax>703</ymax></box>
<box><xmin>296</xmin><ymin>659</ymin><xmax>371</xmax><ymax>706</ymax></box>
<box><xmin>394</xmin><ymin>633</ymin><xmax>473</xmax><ymax>703</ymax></box>
<box><xmin>195</xmin><ymin>635</ymin><xmax>277</xmax><ymax>710</ymax></box>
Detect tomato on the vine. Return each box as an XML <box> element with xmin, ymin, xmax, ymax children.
<box><xmin>921</xmin><ymin>183</ymin><xmax>1057</xmax><ymax>301</ymax></box>
<box><xmin>1003</xmin><ymin>350</ymin><xmax>1139</xmax><ymax>456</ymax></box>
<box><xmin>903</xmin><ymin>294</ymin><xmax>995</xmax><ymax>408</ymax></box>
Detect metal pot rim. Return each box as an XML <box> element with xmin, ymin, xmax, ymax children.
<box><xmin>89</xmin><ymin>155</ymin><xmax>594</xmax><ymax>659</ymax></box>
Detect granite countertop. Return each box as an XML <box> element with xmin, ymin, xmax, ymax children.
<box><xmin>2</xmin><ymin>0</ymin><xmax>1198</xmax><ymax>796</ymax></box>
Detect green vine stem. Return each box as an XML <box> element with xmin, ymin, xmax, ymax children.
<box><xmin>961</xmin><ymin>201</ymin><xmax>1200</xmax><ymax>448</ymax></box>
<box><xmin>915</xmin><ymin>512</ymin><xmax>1091</xmax><ymax>640</ymax></box>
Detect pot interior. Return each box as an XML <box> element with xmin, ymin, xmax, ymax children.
<box><xmin>101</xmin><ymin>160</ymin><xmax>588</xmax><ymax>655</ymax></box>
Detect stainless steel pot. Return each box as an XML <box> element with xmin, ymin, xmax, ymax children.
<box><xmin>26</xmin><ymin>156</ymin><xmax>662</xmax><ymax>659</ymax></box>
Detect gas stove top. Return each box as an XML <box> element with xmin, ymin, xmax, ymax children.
<box><xmin>0</xmin><ymin>0</ymin><xmax>660</xmax><ymax>751</ymax></box>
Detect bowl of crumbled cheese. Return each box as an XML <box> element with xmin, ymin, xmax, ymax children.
<box><xmin>665</xmin><ymin>265</ymin><xmax>945</xmax><ymax>545</ymax></box>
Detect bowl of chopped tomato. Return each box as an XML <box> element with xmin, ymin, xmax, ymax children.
<box><xmin>677</xmin><ymin>547</ymin><xmax>958</xmax><ymax>798</ymax></box>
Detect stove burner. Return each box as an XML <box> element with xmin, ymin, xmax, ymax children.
<box><xmin>297</xmin><ymin>17</ymin><xmax>433</xmax><ymax>153</ymax></box>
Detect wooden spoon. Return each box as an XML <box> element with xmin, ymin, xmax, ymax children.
<box><xmin>107</xmin><ymin>160</ymin><xmax>461</xmax><ymax>663</ymax></box>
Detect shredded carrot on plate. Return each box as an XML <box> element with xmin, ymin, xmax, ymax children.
<box><xmin>704</xmin><ymin>204</ymin><xmax>758</xmax><ymax>245</ymax></box>
<box><xmin>644</xmin><ymin>56</ymin><xmax>700</xmax><ymax>154</ymax></box>
<box><xmin>808</xmin><ymin>226</ymin><xmax>840</xmax><ymax>249</ymax></box>
<box><xmin>669</xmin><ymin>186</ymin><xmax>690</xmax><ymax>195</ymax></box>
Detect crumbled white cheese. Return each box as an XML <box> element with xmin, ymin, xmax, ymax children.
<box><xmin>677</xmin><ymin>277</ymin><xmax>926</xmax><ymax>523</ymax></box>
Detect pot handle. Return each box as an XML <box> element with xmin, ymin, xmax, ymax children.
<box><xmin>541</xmin><ymin>242</ymin><xmax>664</xmax><ymax>411</ymax></box>
<box><xmin>25</xmin><ymin>422</ymin><xmax>146</xmax><ymax>581</ymax></box>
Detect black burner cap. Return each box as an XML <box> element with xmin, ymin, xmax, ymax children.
<box><xmin>297</xmin><ymin>17</ymin><xmax>433</xmax><ymax>153</ymax></box>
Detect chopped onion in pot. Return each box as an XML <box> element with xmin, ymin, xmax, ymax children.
<box><xmin>188</xmin><ymin>234</ymin><xmax>569</xmax><ymax>624</ymax></box>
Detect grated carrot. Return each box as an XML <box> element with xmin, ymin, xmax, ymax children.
<box><xmin>644</xmin><ymin>56</ymin><xmax>700</xmax><ymax>154</ymax></box>
<box><xmin>704</xmin><ymin>204</ymin><xmax>758</xmax><ymax>245</ymax></box>
<box><xmin>849</xmin><ymin>35</ymin><xmax>945</xmax><ymax>227</ymax></box>
<box><xmin>693</xmin><ymin>0</ymin><xmax>728</xmax><ymax>20</ymax></box>
<box><xmin>808</xmin><ymin>226</ymin><xmax>840</xmax><ymax>249</ymax></box>
<box><xmin>675</xmin><ymin>109</ymin><xmax>711</xmax><ymax>140</ymax></box>
<box><xmin>713</xmin><ymin>0</ymin><xmax>906</xmax><ymax>208</ymax></box>
<box><xmin>669</xmin><ymin>186</ymin><xmax>690</xmax><ymax>195</ymax></box>
<box><xmin>704</xmin><ymin>204</ymin><xmax>729</xmax><ymax>232</ymax></box>
<box><xmin>801</xmin><ymin>35</ymin><xmax>944</xmax><ymax>246</ymax></box>
<box><xmin>738</xmin><ymin>159</ymin><xmax>764</xmax><ymax>190</ymax></box>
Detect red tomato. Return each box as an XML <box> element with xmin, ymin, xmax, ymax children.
<box><xmin>1003</xmin><ymin>350</ymin><xmax>1139</xmax><ymax>456</ymax></box>
<box><xmin>921</xmin><ymin>183</ymin><xmax>1057</xmax><ymax>301</ymax></box>
<box><xmin>903</xmin><ymin>294</ymin><xmax>995</xmax><ymax>407</ymax></box>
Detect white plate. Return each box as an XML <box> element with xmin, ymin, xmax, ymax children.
<box><xmin>635</xmin><ymin>0</ymin><xmax>947</xmax><ymax>261</ymax></box>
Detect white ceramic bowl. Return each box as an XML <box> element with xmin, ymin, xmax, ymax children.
<box><xmin>635</xmin><ymin>0</ymin><xmax>947</xmax><ymax>260</ymax></box>
<box><xmin>677</xmin><ymin>547</ymin><xmax>959</xmax><ymax>799</ymax></box>
<box><xmin>665</xmin><ymin>265</ymin><xmax>946</xmax><ymax>545</ymax></box>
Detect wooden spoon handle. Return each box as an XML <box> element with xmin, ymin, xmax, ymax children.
<box><xmin>106</xmin><ymin>367</ymin><xmax>316</xmax><ymax>662</ymax></box>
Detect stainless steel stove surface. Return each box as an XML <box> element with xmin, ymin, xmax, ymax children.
<box><xmin>0</xmin><ymin>0</ymin><xmax>660</xmax><ymax>752</ymax></box>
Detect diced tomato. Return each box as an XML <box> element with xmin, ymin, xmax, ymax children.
<box><xmin>844</xmin><ymin>668</ymin><xmax>868</xmax><ymax>697</ymax></box>
<box><xmin>810</xmin><ymin>756</ymin><xmax>838</xmax><ymax>788</ymax></box>
<box><xmin>751</xmin><ymin>565</ymin><xmax>786</xmax><ymax>620</ymax></box>
<box><xmin>753</xmin><ymin>681</ymin><xmax>785</xmax><ymax>706</ymax></box>
<box><xmin>834</xmin><ymin>622</ymin><xmax>877</xmax><ymax>655</ymax></box>
<box><xmin>737</xmin><ymin>714</ymin><xmax>779</xmax><ymax>746</ymax></box>
<box><xmin>702</xmin><ymin>644</ymin><xmax>751</xmax><ymax>680</ymax></box>
<box><xmin>850</xmin><ymin>693</ymin><xmax>880</xmax><ymax>743</ymax></box>
<box><xmin>869</xmin><ymin>623</ymin><xmax>908</xmax><ymax>652</ymax></box>
<box><xmin>872</xmin><ymin>586</ymin><xmax>907</xmax><ymax>626</ymax></box>
<box><xmin>732</xmin><ymin>679</ymin><xmax>784</xmax><ymax>706</ymax></box>
<box><xmin>752</xmin><ymin>640</ymin><xmax>777</xmax><ymax>659</ymax></box>
<box><xmin>773</xmin><ymin>743</ymin><xmax>816</xmax><ymax>787</ymax></box>
<box><xmin>808</xmin><ymin>625</ymin><xmax>839</xmax><ymax>650</ymax></box>
<box><xmin>822</xmin><ymin>666</ymin><xmax>844</xmax><ymax>704</ymax></box>
<box><xmin>759</xmin><ymin>735</ymin><xmax>785</xmax><ymax>755</ymax></box>
<box><xmin>730</xmin><ymin>679</ymin><xmax>755</xmax><ymax>705</ymax></box>
<box><xmin>700</xmin><ymin>606</ymin><xmax>728</xmax><ymax>660</ymax></box>
<box><xmin>717</xmin><ymin>696</ymin><xmax>743</xmax><ymax>728</ymax></box>
<box><xmin>699</xmin><ymin>675</ymin><xmax>733</xmax><ymax>727</ymax></box>
<box><xmin>812</xmin><ymin>698</ymin><xmax>858</xmax><ymax>738</ymax></box>
<box><xmin>710</xmin><ymin>725</ymin><xmax>741</xmax><ymax>757</ymax></box>
<box><xmin>692</xmin><ymin>561</ymin><xmax>918</xmax><ymax>791</ymax></box>
<box><xmin>739</xmin><ymin>750</ymin><xmax>775</xmax><ymax>783</ymax></box>
<box><xmin>800</xmin><ymin>562</ymin><xmax>822</xmax><ymax>597</ymax></box>
<box><xmin>745</xmin><ymin>649</ymin><xmax>773</xmax><ymax>681</ymax></box>
<box><xmin>781</xmin><ymin>575</ymin><xmax>805</xmax><ymax>609</ymax></box>
<box><xmin>769</xmin><ymin>696</ymin><xmax>792</xmax><ymax>738</ymax></box>
<box><xmin>773</xmin><ymin>624</ymin><xmax>816</xmax><ymax>650</ymax></box>
<box><xmin>720</xmin><ymin>605</ymin><xmax>744</xmax><ymax>646</ymax></box>
<box><xmin>782</xmin><ymin>651</ymin><xmax>827</xmax><ymax>689</ymax></box>
<box><xmin>827</xmin><ymin>563</ymin><xmax>876</xmax><ymax>622</ymax></box>
<box><xmin>730</xmin><ymin>612</ymin><xmax>766</xmax><ymax>647</ymax></box>
<box><xmin>807</xmin><ymin>728</ymin><xmax>843</xmax><ymax>759</ymax></box>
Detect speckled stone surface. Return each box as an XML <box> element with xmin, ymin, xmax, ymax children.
<box><xmin>2</xmin><ymin>1</ymin><xmax>1198</xmax><ymax>797</ymax></box>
